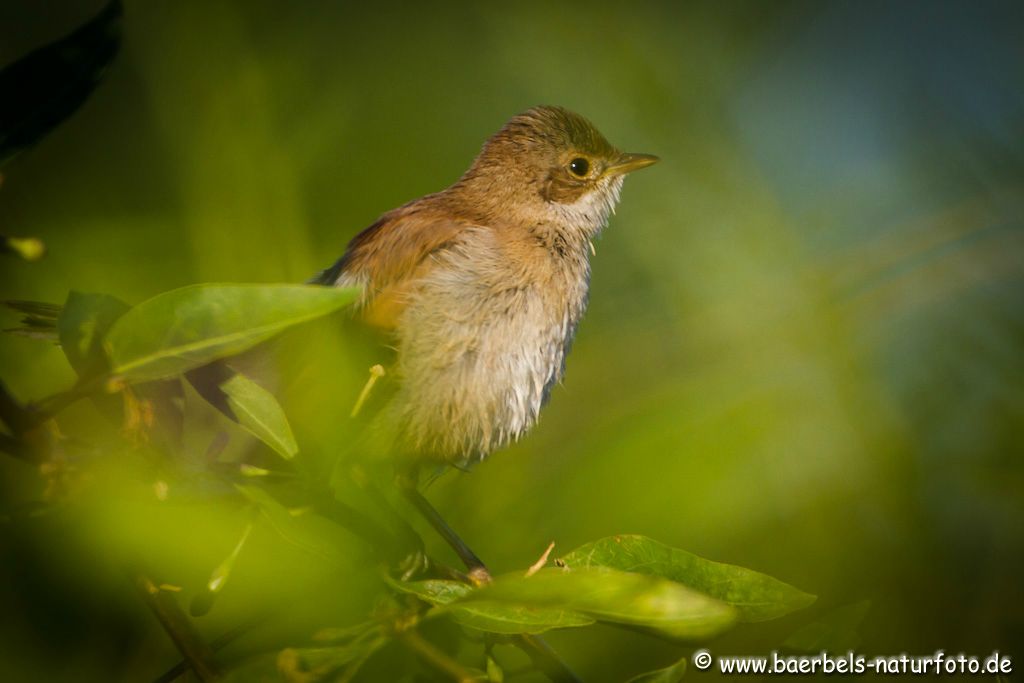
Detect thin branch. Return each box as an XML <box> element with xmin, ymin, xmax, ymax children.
<box><xmin>401</xmin><ymin>484</ymin><xmax>488</xmax><ymax>578</ymax></box>
<box><xmin>520</xmin><ymin>634</ymin><xmax>583</xmax><ymax>683</ymax></box>
<box><xmin>135</xmin><ymin>573</ymin><xmax>222</xmax><ymax>682</ymax></box>
<box><xmin>152</xmin><ymin>611</ymin><xmax>271</xmax><ymax>683</ymax></box>
<box><xmin>399</xmin><ymin>484</ymin><xmax>582</xmax><ymax>683</ymax></box>
<box><xmin>399</xmin><ymin>629</ymin><xmax>478</xmax><ymax>683</ymax></box>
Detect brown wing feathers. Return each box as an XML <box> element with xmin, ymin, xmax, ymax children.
<box><xmin>316</xmin><ymin>204</ymin><xmax>469</xmax><ymax>331</ymax></box>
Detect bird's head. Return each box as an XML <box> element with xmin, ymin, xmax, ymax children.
<box><xmin>454</xmin><ymin>106</ymin><xmax>658</xmax><ymax>237</ymax></box>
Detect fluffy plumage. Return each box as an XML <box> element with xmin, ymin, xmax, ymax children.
<box><xmin>314</xmin><ymin>106</ymin><xmax>656</xmax><ymax>465</ymax></box>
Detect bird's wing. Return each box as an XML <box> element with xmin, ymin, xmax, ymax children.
<box><xmin>313</xmin><ymin>205</ymin><xmax>471</xmax><ymax>331</ymax></box>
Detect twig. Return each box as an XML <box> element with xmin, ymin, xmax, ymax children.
<box><xmin>399</xmin><ymin>484</ymin><xmax>582</xmax><ymax>682</ymax></box>
<box><xmin>135</xmin><ymin>573</ymin><xmax>222</xmax><ymax>682</ymax></box>
<box><xmin>401</xmin><ymin>484</ymin><xmax>488</xmax><ymax>580</ymax></box>
<box><xmin>519</xmin><ymin>634</ymin><xmax>582</xmax><ymax>683</ymax></box>
<box><xmin>152</xmin><ymin>610</ymin><xmax>272</xmax><ymax>683</ymax></box>
<box><xmin>399</xmin><ymin>629</ymin><xmax>478</xmax><ymax>683</ymax></box>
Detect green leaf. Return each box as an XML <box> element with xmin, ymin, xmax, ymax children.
<box><xmin>104</xmin><ymin>283</ymin><xmax>357</xmax><ymax>381</ymax></box>
<box><xmin>445</xmin><ymin>601</ymin><xmax>596</xmax><ymax>635</ymax></box>
<box><xmin>57</xmin><ymin>291</ymin><xmax>129</xmax><ymax>378</ymax></box>
<box><xmin>454</xmin><ymin>567</ymin><xmax>735</xmax><ymax>640</ymax></box>
<box><xmin>384</xmin><ymin>576</ymin><xmax>475</xmax><ymax>605</ymax></box>
<box><xmin>385</xmin><ymin>575</ymin><xmax>593</xmax><ymax>634</ymax></box>
<box><xmin>783</xmin><ymin>600</ymin><xmax>871</xmax><ymax>652</ymax></box>
<box><xmin>626</xmin><ymin>656</ymin><xmax>688</xmax><ymax>683</ymax></box>
<box><xmin>235</xmin><ymin>484</ymin><xmax>349</xmax><ymax>565</ymax></box>
<box><xmin>561</xmin><ymin>535</ymin><xmax>815</xmax><ymax>622</ymax></box>
<box><xmin>220</xmin><ymin>371</ymin><xmax>298</xmax><ymax>460</ymax></box>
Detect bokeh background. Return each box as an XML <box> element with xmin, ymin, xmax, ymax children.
<box><xmin>1</xmin><ymin>1</ymin><xmax>1022</xmax><ymax>680</ymax></box>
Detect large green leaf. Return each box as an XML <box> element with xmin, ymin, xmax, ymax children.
<box><xmin>561</xmin><ymin>536</ymin><xmax>815</xmax><ymax>622</ymax></box>
<box><xmin>221</xmin><ymin>371</ymin><xmax>298</xmax><ymax>460</ymax></box>
<box><xmin>453</xmin><ymin>567</ymin><xmax>735</xmax><ymax>640</ymax></box>
<box><xmin>57</xmin><ymin>291</ymin><xmax>129</xmax><ymax>378</ymax></box>
<box><xmin>104</xmin><ymin>283</ymin><xmax>357</xmax><ymax>381</ymax></box>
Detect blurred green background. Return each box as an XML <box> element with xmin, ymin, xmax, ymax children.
<box><xmin>1</xmin><ymin>1</ymin><xmax>1022</xmax><ymax>680</ymax></box>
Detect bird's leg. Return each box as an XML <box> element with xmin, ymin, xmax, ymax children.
<box><xmin>357</xmin><ymin>474</ymin><xmax>430</xmax><ymax>579</ymax></box>
<box><xmin>395</xmin><ymin>475</ymin><xmax>583</xmax><ymax>682</ymax></box>
<box><xmin>396</xmin><ymin>475</ymin><xmax>491</xmax><ymax>584</ymax></box>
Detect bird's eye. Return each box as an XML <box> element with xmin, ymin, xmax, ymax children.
<box><xmin>568</xmin><ymin>157</ymin><xmax>590</xmax><ymax>177</ymax></box>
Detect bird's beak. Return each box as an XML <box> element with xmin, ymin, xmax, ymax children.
<box><xmin>605</xmin><ymin>152</ymin><xmax>660</xmax><ymax>176</ymax></box>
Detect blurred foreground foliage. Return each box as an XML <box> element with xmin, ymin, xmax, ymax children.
<box><xmin>2</xmin><ymin>282</ymin><xmax>817</xmax><ymax>681</ymax></box>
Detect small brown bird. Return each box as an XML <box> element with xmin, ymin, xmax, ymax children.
<box><xmin>315</xmin><ymin>106</ymin><xmax>657</xmax><ymax>469</ymax></box>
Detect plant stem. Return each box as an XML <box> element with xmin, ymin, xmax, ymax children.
<box><xmin>398</xmin><ymin>482</ymin><xmax>583</xmax><ymax>683</ymax></box>
<box><xmin>401</xmin><ymin>483</ymin><xmax>488</xmax><ymax>577</ymax></box>
<box><xmin>136</xmin><ymin>573</ymin><xmax>222</xmax><ymax>682</ymax></box>
<box><xmin>399</xmin><ymin>629</ymin><xmax>478</xmax><ymax>683</ymax></box>
<box><xmin>152</xmin><ymin>611</ymin><xmax>270</xmax><ymax>683</ymax></box>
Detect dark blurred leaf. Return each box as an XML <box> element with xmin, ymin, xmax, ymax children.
<box><xmin>104</xmin><ymin>284</ymin><xmax>358</xmax><ymax>381</ymax></box>
<box><xmin>783</xmin><ymin>600</ymin><xmax>871</xmax><ymax>652</ymax></box>
<box><xmin>57</xmin><ymin>290</ymin><xmax>129</xmax><ymax>378</ymax></box>
<box><xmin>626</xmin><ymin>656</ymin><xmax>688</xmax><ymax>683</ymax></box>
<box><xmin>561</xmin><ymin>536</ymin><xmax>815</xmax><ymax>622</ymax></box>
<box><xmin>235</xmin><ymin>484</ymin><xmax>349</xmax><ymax>565</ymax></box>
<box><xmin>221</xmin><ymin>371</ymin><xmax>298</xmax><ymax>460</ymax></box>
<box><xmin>453</xmin><ymin>567</ymin><xmax>735</xmax><ymax>640</ymax></box>
<box><xmin>0</xmin><ymin>0</ymin><xmax>122</xmax><ymax>165</ymax></box>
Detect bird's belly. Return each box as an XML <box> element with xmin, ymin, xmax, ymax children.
<box><xmin>393</xmin><ymin>286</ymin><xmax>579</xmax><ymax>464</ymax></box>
